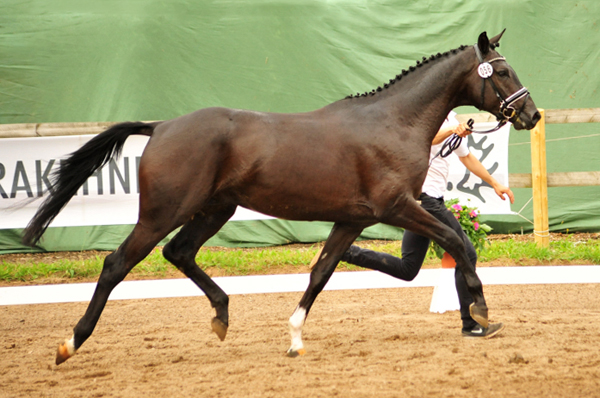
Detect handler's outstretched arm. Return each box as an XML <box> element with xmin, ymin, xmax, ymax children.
<box><xmin>459</xmin><ymin>153</ymin><xmax>515</xmax><ymax>203</ymax></box>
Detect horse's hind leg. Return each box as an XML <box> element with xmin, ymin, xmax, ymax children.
<box><xmin>287</xmin><ymin>222</ymin><xmax>363</xmax><ymax>357</ymax></box>
<box><xmin>56</xmin><ymin>224</ymin><xmax>170</xmax><ymax>364</ymax></box>
<box><xmin>381</xmin><ymin>199</ymin><xmax>488</xmax><ymax>327</ymax></box>
<box><xmin>162</xmin><ymin>204</ymin><xmax>237</xmax><ymax>341</ymax></box>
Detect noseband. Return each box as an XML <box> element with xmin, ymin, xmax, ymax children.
<box><xmin>472</xmin><ymin>44</ymin><xmax>530</xmax><ymax>132</ymax></box>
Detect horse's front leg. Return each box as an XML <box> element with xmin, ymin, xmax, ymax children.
<box><xmin>287</xmin><ymin>222</ymin><xmax>363</xmax><ymax>357</ymax></box>
<box><xmin>381</xmin><ymin>199</ymin><xmax>489</xmax><ymax>327</ymax></box>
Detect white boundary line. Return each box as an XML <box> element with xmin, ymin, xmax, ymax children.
<box><xmin>1</xmin><ymin>265</ymin><xmax>599</xmax><ymax>306</ymax></box>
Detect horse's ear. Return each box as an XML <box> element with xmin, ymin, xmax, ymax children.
<box><xmin>477</xmin><ymin>32</ymin><xmax>490</xmax><ymax>56</ymax></box>
<box><xmin>489</xmin><ymin>29</ymin><xmax>506</xmax><ymax>45</ymax></box>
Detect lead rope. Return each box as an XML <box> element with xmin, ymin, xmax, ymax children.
<box><xmin>429</xmin><ymin>118</ymin><xmax>473</xmax><ymax>165</ymax></box>
<box><xmin>429</xmin><ymin>116</ymin><xmax>510</xmax><ymax>166</ymax></box>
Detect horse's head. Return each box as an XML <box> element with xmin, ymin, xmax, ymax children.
<box><xmin>467</xmin><ymin>30</ymin><xmax>541</xmax><ymax>130</ymax></box>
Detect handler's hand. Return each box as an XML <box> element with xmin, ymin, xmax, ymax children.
<box><xmin>454</xmin><ymin>123</ymin><xmax>472</xmax><ymax>138</ymax></box>
<box><xmin>494</xmin><ymin>184</ymin><xmax>515</xmax><ymax>204</ymax></box>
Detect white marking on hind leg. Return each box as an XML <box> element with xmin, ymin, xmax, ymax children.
<box><xmin>288</xmin><ymin>306</ymin><xmax>307</xmax><ymax>355</ymax></box>
<box><xmin>64</xmin><ymin>335</ymin><xmax>76</xmax><ymax>356</ymax></box>
<box><xmin>56</xmin><ymin>334</ymin><xmax>77</xmax><ymax>364</ymax></box>
<box><xmin>309</xmin><ymin>248</ymin><xmax>327</xmax><ymax>269</ymax></box>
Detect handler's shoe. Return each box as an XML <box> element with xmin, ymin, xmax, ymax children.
<box><xmin>462</xmin><ymin>323</ymin><xmax>504</xmax><ymax>339</ymax></box>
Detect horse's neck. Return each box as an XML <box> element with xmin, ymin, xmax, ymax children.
<box><xmin>385</xmin><ymin>50</ymin><xmax>474</xmax><ymax>139</ymax></box>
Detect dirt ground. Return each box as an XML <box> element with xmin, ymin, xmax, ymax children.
<box><xmin>2</xmin><ymin>233</ymin><xmax>600</xmax><ymax>397</ymax></box>
<box><xmin>2</xmin><ymin>282</ymin><xmax>600</xmax><ymax>397</ymax></box>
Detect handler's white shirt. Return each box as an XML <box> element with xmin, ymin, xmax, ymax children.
<box><xmin>421</xmin><ymin>112</ymin><xmax>469</xmax><ymax>199</ymax></box>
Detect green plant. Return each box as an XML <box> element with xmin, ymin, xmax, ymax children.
<box><xmin>1</xmin><ymin>235</ymin><xmax>600</xmax><ymax>283</ymax></box>
<box><xmin>429</xmin><ymin>198</ymin><xmax>493</xmax><ymax>259</ymax></box>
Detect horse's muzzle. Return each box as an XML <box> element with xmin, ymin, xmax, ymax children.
<box><xmin>512</xmin><ymin>105</ymin><xmax>542</xmax><ymax>130</ymax></box>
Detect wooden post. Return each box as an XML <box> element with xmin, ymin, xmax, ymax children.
<box><xmin>530</xmin><ymin>109</ymin><xmax>549</xmax><ymax>247</ymax></box>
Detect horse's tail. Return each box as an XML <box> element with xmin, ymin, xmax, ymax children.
<box><xmin>22</xmin><ymin>121</ymin><xmax>157</xmax><ymax>246</ymax></box>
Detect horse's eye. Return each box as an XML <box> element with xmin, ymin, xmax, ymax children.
<box><xmin>497</xmin><ymin>70</ymin><xmax>509</xmax><ymax>77</ymax></box>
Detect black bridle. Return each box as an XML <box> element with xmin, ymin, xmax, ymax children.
<box><xmin>471</xmin><ymin>43</ymin><xmax>530</xmax><ymax>133</ymax></box>
<box><xmin>434</xmin><ymin>44</ymin><xmax>531</xmax><ymax>160</ymax></box>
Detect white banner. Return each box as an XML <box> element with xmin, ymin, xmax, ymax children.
<box><xmin>445</xmin><ymin>122</ymin><xmax>512</xmax><ymax>214</ymax></box>
<box><xmin>0</xmin><ymin>124</ymin><xmax>511</xmax><ymax>229</ymax></box>
<box><xmin>0</xmin><ymin>134</ymin><xmax>273</xmax><ymax>229</ymax></box>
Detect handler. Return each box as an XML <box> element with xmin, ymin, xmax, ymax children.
<box><xmin>316</xmin><ymin>112</ymin><xmax>514</xmax><ymax>338</ymax></box>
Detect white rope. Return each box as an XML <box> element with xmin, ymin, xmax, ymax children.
<box><xmin>509</xmin><ymin>133</ymin><xmax>600</xmax><ymax>147</ymax></box>
<box><xmin>512</xmin><ymin>196</ymin><xmax>549</xmax><ymax>236</ymax></box>
<box><xmin>513</xmin><ymin>196</ymin><xmax>534</xmax><ymax>225</ymax></box>
<box><xmin>514</xmin><ymin>212</ymin><xmax>534</xmax><ymax>225</ymax></box>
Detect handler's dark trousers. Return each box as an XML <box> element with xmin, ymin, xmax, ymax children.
<box><xmin>342</xmin><ymin>193</ymin><xmax>479</xmax><ymax>330</ymax></box>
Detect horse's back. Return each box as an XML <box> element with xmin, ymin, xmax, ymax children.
<box><xmin>137</xmin><ymin>104</ymin><xmax>427</xmax><ymax>223</ymax></box>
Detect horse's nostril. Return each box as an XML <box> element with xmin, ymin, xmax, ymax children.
<box><xmin>531</xmin><ymin>111</ymin><xmax>542</xmax><ymax>126</ymax></box>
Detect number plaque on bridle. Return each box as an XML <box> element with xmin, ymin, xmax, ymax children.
<box><xmin>477</xmin><ymin>62</ymin><xmax>494</xmax><ymax>78</ymax></box>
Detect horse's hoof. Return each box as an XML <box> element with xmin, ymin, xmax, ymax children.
<box><xmin>286</xmin><ymin>347</ymin><xmax>306</xmax><ymax>358</ymax></box>
<box><xmin>469</xmin><ymin>303</ymin><xmax>489</xmax><ymax>328</ymax></box>
<box><xmin>211</xmin><ymin>317</ymin><xmax>228</xmax><ymax>341</ymax></box>
<box><xmin>55</xmin><ymin>343</ymin><xmax>72</xmax><ymax>365</ymax></box>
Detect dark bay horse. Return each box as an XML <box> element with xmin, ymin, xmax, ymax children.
<box><xmin>23</xmin><ymin>31</ymin><xmax>540</xmax><ymax>364</ymax></box>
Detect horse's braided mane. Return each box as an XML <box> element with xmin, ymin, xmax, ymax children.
<box><xmin>344</xmin><ymin>43</ymin><xmax>498</xmax><ymax>100</ymax></box>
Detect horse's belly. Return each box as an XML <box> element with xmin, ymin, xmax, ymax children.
<box><xmin>235</xmin><ymin>188</ymin><xmax>377</xmax><ymax>224</ymax></box>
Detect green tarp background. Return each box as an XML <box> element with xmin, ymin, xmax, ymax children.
<box><xmin>1</xmin><ymin>0</ymin><xmax>599</xmax><ymax>252</ymax></box>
